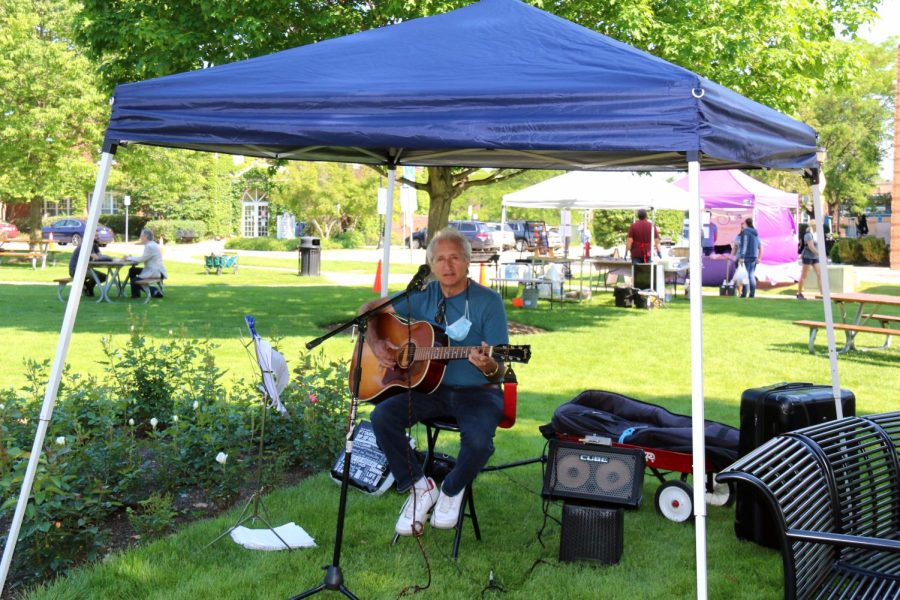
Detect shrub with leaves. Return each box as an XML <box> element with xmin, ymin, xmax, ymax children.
<box><xmin>127</xmin><ymin>491</ymin><xmax>177</xmax><ymax>539</ymax></box>
<box><xmin>0</xmin><ymin>325</ymin><xmax>349</xmax><ymax>590</ymax></box>
<box><xmin>857</xmin><ymin>236</ymin><xmax>887</xmax><ymax>265</ymax></box>
<box><xmin>280</xmin><ymin>350</ymin><xmax>352</xmax><ymax>470</ymax></box>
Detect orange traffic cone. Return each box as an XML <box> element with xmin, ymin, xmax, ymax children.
<box><xmin>479</xmin><ymin>262</ymin><xmax>487</xmax><ymax>285</ymax></box>
<box><xmin>372</xmin><ymin>259</ymin><xmax>382</xmax><ymax>294</ymax></box>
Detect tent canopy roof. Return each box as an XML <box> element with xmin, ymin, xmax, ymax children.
<box><xmin>502</xmin><ymin>171</ymin><xmax>691</xmax><ymax>210</ymax></box>
<box><xmin>673</xmin><ymin>170</ymin><xmax>799</xmax><ymax>210</ymax></box>
<box><xmin>104</xmin><ymin>0</ymin><xmax>817</xmax><ymax>172</ymax></box>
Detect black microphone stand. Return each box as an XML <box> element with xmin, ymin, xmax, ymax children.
<box><xmin>289</xmin><ymin>285</ymin><xmax>419</xmax><ymax>599</ymax></box>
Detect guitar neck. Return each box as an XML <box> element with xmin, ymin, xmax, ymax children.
<box><xmin>413</xmin><ymin>345</ymin><xmax>491</xmax><ymax>361</ymax></box>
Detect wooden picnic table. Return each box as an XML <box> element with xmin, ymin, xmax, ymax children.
<box><xmin>0</xmin><ymin>238</ymin><xmax>56</xmax><ymax>269</ymax></box>
<box><xmin>794</xmin><ymin>292</ymin><xmax>900</xmax><ymax>354</ymax></box>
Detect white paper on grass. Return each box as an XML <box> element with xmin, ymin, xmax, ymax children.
<box><xmin>229</xmin><ymin>522</ymin><xmax>316</xmax><ymax>551</ymax></box>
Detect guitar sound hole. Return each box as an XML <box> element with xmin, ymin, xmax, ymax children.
<box><xmin>397</xmin><ymin>343</ymin><xmax>415</xmax><ymax>369</ymax></box>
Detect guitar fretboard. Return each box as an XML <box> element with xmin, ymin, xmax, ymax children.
<box><xmin>413</xmin><ymin>346</ymin><xmax>490</xmax><ymax>361</ymax></box>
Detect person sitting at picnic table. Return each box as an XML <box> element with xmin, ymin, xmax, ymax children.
<box><xmin>125</xmin><ymin>228</ymin><xmax>167</xmax><ymax>298</ymax></box>
<box><xmin>68</xmin><ymin>233</ymin><xmax>107</xmax><ymax>297</ymax></box>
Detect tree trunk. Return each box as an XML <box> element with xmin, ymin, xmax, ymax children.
<box><xmin>29</xmin><ymin>198</ymin><xmax>43</xmax><ymax>246</ymax></box>
<box><xmin>425</xmin><ymin>167</ymin><xmax>456</xmax><ymax>244</ymax></box>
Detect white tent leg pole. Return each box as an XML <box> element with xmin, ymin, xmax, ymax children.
<box><xmin>381</xmin><ymin>168</ymin><xmax>395</xmax><ymax>298</ymax></box>
<box><xmin>687</xmin><ymin>155</ymin><xmax>708</xmax><ymax>600</ymax></box>
<box><xmin>0</xmin><ymin>152</ymin><xmax>115</xmax><ymax>594</ymax></box>
<box><xmin>810</xmin><ymin>169</ymin><xmax>842</xmax><ymax>417</ymax></box>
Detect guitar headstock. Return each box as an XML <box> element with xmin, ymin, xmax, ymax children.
<box><xmin>493</xmin><ymin>345</ymin><xmax>531</xmax><ymax>364</ymax></box>
<box><xmin>244</xmin><ymin>315</ymin><xmax>258</xmax><ymax>338</ymax></box>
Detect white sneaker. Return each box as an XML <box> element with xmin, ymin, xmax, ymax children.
<box><xmin>430</xmin><ymin>487</ymin><xmax>466</xmax><ymax>529</ymax></box>
<box><xmin>395</xmin><ymin>478</ymin><xmax>438</xmax><ymax>536</ymax></box>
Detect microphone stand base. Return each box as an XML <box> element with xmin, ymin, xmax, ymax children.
<box><xmin>288</xmin><ymin>565</ymin><xmax>358</xmax><ymax>600</ymax></box>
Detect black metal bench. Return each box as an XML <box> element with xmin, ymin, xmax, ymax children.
<box><xmin>717</xmin><ymin>412</ymin><xmax>900</xmax><ymax>600</ymax></box>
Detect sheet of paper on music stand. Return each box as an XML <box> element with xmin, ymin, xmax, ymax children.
<box><xmin>229</xmin><ymin>522</ymin><xmax>316</xmax><ymax>551</ymax></box>
<box><xmin>253</xmin><ymin>336</ymin><xmax>289</xmax><ymax>416</ymax></box>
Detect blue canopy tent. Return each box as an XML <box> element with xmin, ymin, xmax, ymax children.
<box><xmin>2</xmin><ymin>1</ymin><xmax>843</xmax><ymax>597</ymax></box>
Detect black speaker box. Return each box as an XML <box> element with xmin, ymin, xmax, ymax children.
<box><xmin>613</xmin><ymin>286</ymin><xmax>635</xmax><ymax>308</ymax></box>
<box><xmin>559</xmin><ymin>502</ymin><xmax>624</xmax><ymax>564</ymax></box>
<box><xmin>542</xmin><ymin>440</ymin><xmax>644</xmax><ymax>508</ymax></box>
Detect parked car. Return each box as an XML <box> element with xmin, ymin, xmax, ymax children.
<box><xmin>42</xmin><ymin>218</ymin><xmax>115</xmax><ymax>246</ymax></box>
<box><xmin>405</xmin><ymin>227</ymin><xmax>427</xmax><ymax>249</ymax></box>
<box><xmin>486</xmin><ymin>222</ymin><xmax>516</xmax><ymax>250</ymax></box>
<box><xmin>0</xmin><ymin>221</ymin><xmax>20</xmax><ymax>240</ymax></box>
<box><xmin>447</xmin><ymin>220</ymin><xmax>500</xmax><ymax>255</ymax></box>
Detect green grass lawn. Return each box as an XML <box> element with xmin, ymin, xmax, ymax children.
<box><xmin>2</xmin><ymin>257</ymin><xmax>899</xmax><ymax>599</ymax></box>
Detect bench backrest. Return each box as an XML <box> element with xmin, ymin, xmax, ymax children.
<box><xmin>718</xmin><ymin>412</ymin><xmax>900</xmax><ymax>600</ymax></box>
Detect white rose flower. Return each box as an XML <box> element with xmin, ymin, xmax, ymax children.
<box><xmin>55</xmin><ymin>436</ymin><xmax>66</xmax><ymax>446</ymax></box>
<box><xmin>172</xmin><ymin>415</ymin><xmax>179</xmax><ymax>423</ymax></box>
<box><xmin>215</xmin><ymin>452</ymin><xmax>228</xmax><ymax>465</ymax></box>
<box><xmin>193</xmin><ymin>401</ymin><xmax>199</xmax><ymax>410</ymax></box>
<box><xmin>150</xmin><ymin>417</ymin><xmax>159</xmax><ymax>429</ymax></box>
<box><xmin>128</xmin><ymin>418</ymin><xmax>135</xmax><ymax>426</ymax></box>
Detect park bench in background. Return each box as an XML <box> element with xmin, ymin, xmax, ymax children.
<box><xmin>175</xmin><ymin>229</ymin><xmax>198</xmax><ymax>244</ymax></box>
<box><xmin>793</xmin><ymin>319</ymin><xmax>898</xmax><ymax>354</ymax></box>
<box><xmin>717</xmin><ymin>412</ymin><xmax>900</xmax><ymax>600</ymax></box>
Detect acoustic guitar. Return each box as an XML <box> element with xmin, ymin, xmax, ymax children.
<box><xmin>350</xmin><ymin>312</ymin><xmax>531</xmax><ymax>403</ymax></box>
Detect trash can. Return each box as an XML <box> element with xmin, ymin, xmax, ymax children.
<box><xmin>298</xmin><ymin>236</ymin><xmax>321</xmax><ymax>276</ymax></box>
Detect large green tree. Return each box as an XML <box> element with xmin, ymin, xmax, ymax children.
<box><xmin>805</xmin><ymin>39</ymin><xmax>895</xmax><ymax>221</ymax></box>
<box><xmin>75</xmin><ymin>0</ymin><xmax>881</xmax><ymax>238</ymax></box>
<box><xmin>0</xmin><ymin>0</ymin><xmax>107</xmax><ymax>240</ymax></box>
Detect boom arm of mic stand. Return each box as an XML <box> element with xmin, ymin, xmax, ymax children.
<box><xmin>304</xmin><ymin>289</ymin><xmax>413</xmax><ymax>350</ymax></box>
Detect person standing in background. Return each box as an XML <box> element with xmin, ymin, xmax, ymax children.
<box><xmin>796</xmin><ymin>221</ymin><xmax>822</xmax><ymax>300</ymax></box>
<box><xmin>626</xmin><ymin>209</ymin><xmax>660</xmax><ymax>264</ymax></box>
<box><xmin>734</xmin><ymin>217</ymin><xmax>762</xmax><ymax>298</ymax></box>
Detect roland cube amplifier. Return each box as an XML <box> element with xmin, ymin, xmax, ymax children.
<box><xmin>542</xmin><ymin>439</ymin><xmax>644</xmax><ymax>508</ymax></box>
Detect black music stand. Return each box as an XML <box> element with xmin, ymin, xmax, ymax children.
<box><xmin>206</xmin><ymin>316</ymin><xmax>294</xmax><ymax>551</ymax></box>
<box><xmin>289</xmin><ymin>283</ymin><xmax>421</xmax><ymax>599</ymax></box>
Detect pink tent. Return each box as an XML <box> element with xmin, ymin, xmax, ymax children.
<box><xmin>675</xmin><ymin>170</ymin><xmax>800</xmax><ymax>284</ymax></box>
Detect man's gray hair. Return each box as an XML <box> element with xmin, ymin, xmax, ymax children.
<box><xmin>141</xmin><ymin>228</ymin><xmax>155</xmax><ymax>241</ymax></box>
<box><xmin>426</xmin><ymin>227</ymin><xmax>471</xmax><ymax>265</ymax></box>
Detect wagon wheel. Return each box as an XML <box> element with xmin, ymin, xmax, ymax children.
<box><xmin>705</xmin><ymin>480</ymin><xmax>735</xmax><ymax>507</ymax></box>
<box><xmin>655</xmin><ymin>480</ymin><xmax>694</xmax><ymax>523</ymax></box>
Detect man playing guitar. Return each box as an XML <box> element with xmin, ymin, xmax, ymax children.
<box><xmin>359</xmin><ymin>227</ymin><xmax>508</xmax><ymax>537</ymax></box>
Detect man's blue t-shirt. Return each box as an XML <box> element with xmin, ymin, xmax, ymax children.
<box><xmin>392</xmin><ymin>279</ymin><xmax>508</xmax><ymax>386</ymax></box>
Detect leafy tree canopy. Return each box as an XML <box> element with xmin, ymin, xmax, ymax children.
<box><xmin>0</xmin><ymin>0</ymin><xmax>107</xmax><ymax>236</ymax></box>
<box><xmin>74</xmin><ymin>0</ymin><xmax>883</xmax><ymax>237</ymax></box>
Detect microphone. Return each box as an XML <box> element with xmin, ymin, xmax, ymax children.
<box><xmin>407</xmin><ymin>264</ymin><xmax>431</xmax><ymax>292</ymax></box>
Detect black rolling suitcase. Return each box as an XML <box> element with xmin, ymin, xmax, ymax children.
<box><xmin>735</xmin><ymin>382</ymin><xmax>855</xmax><ymax>548</ymax></box>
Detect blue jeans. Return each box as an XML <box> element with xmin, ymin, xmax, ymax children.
<box><xmin>370</xmin><ymin>385</ymin><xmax>503</xmax><ymax>496</ymax></box>
<box><xmin>741</xmin><ymin>258</ymin><xmax>758</xmax><ymax>297</ymax></box>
